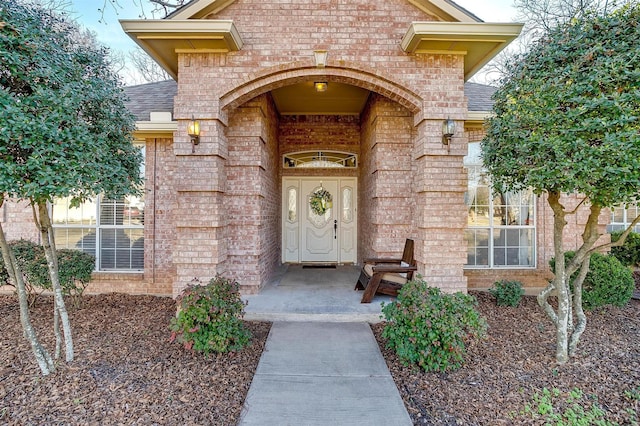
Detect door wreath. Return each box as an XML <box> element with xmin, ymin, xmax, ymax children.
<box><xmin>309</xmin><ymin>188</ymin><xmax>333</xmax><ymax>215</ymax></box>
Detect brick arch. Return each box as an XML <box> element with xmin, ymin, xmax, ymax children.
<box><xmin>219</xmin><ymin>63</ymin><xmax>423</xmax><ymax>115</ymax></box>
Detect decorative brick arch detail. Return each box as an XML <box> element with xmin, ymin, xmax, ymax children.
<box><xmin>219</xmin><ymin>62</ymin><xmax>423</xmax><ymax>114</ymax></box>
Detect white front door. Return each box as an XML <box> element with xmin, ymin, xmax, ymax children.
<box><xmin>282</xmin><ymin>178</ymin><xmax>357</xmax><ymax>264</ymax></box>
<box><xmin>301</xmin><ymin>180</ymin><xmax>339</xmax><ymax>262</ymax></box>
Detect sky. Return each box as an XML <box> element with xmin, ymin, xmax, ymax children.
<box><xmin>67</xmin><ymin>0</ymin><xmax>519</xmax><ymax>85</ymax></box>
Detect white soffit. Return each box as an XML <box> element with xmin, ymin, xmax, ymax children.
<box><xmin>402</xmin><ymin>22</ymin><xmax>523</xmax><ymax>80</ymax></box>
<box><xmin>120</xmin><ymin>19</ymin><xmax>243</xmax><ymax>79</ymax></box>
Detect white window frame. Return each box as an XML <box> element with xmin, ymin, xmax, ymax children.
<box><xmin>52</xmin><ymin>196</ymin><xmax>145</xmax><ymax>272</ymax></box>
<box><xmin>464</xmin><ymin>142</ymin><xmax>537</xmax><ymax>269</ymax></box>
<box><xmin>608</xmin><ymin>204</ymin><xmax>640</xmax><ymax>233</ymax></box>
<box><xmin>51</xmin><ymin>145</ymin><xmax>145</xmax><ymax>273</ymax></box>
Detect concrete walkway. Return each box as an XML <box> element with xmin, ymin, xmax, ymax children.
<box><xmin>238</xmin><ymin>322</ymin><xmax>412</xmax><ymax>426</ymax></box>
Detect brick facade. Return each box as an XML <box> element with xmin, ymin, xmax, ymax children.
<box><xmin>2</xmin><ymin>0</ymin><xmax>610</xmax><ymax>297</ymax></box>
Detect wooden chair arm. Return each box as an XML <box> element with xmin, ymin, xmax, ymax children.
<box><xmin>363</xmin><ymin>258</ymin><xmax>402</xmax><ymax>264</ymax></box>
<box><xmin>371</xmin><ymin>265</ymin><xmax>418</xmax><ymax>274</ymax></box>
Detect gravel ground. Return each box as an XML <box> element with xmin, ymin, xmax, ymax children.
<box><xmin>1</xmin><ymin>289</ymin><xmax>638</xmax><ymax>425</ymax></box>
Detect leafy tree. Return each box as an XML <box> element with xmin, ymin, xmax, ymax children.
<box><xmin>474</xmin><ymin>0</ymin><xmax>632</xmax><ymax>85</ymax></box>
<box><xmin>482</xmin><ymin>5</ymin><xmax>640</xmax><ymax>363</ymax></box>
<box><xmin>0</xmin><ymin>1</ymin><xmax>142</xmax><ymax>375</ymax></box>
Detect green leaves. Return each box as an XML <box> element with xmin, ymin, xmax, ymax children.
<box><xmin>483</xmin><ymin>5</ymin><xmax>640</xmax><ymax>208</ymax></box>
<box><xmin>0</xmin><ymin>2</ymin><xmax>142</xmax><ymax>205</ymax></box>
<box><xmin>169</xmin><ymin>276</ymin><xmax>251</xmax><ymax>355</ymax></box>
<box><xmin>381</xmin><ymin>278</ymin><xmax>487</xmax><ymax>372</ymax></box>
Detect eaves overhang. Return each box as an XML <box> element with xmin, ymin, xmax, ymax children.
<box><xmin>401</xmin><ymin>22</ymin><xmax>523</xmax><ymax>81</ymax></box>
<box><xmin>134</xmin><ymin>120</ymin><xmax>178</xmax><ymax>139</ymax></box>
<box><xmin>465</xmin><ymin>111</ymin><xmax>492</xmax><ymax>126</ymax></box>
<box><xmin>119</xmin><ymin>19</ymin><xmax>243</xmax><ymax>80</ymax></box>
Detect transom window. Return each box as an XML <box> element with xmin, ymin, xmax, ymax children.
<box><xmin>283</xmin><ymin>151</ymin><xmax>357</xmax><ymax>168</ymax></box>
<box><xmin>464</xmin><ymin>142</ymin><xmax>536</xmax><ymax>268</ymax></box>
<box><xmin>52</xmin><ymin>146</ymin><xmax>145</xmax><ymax>272</ymax></box>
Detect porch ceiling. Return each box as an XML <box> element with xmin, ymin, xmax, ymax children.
<box><xmin>401</xmin><ymin>22</ymin><xmax>524</xmax><ymax>80</ymax></box>
<box><xmin>271</xmin><ymin>82</ymin><xmax>370</xmax><ymax>116</ymax></box>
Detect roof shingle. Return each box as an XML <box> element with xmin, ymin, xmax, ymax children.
<box><xmin>123</xmin><ymin>80</ymin><xmax>496</xmax><ymax>121</ymax></box>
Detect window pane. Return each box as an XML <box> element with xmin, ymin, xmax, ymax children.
<box><xmin>52</xmin><ymin>198</ymin><xmax>97</xmax><ymax>225</ymax></box>
<box><xmin>287</xmin><ymin>188</ymin><xmax>297</xmax><ymax>222</ymax></box>
<box><xmin>99</xmin><ymin>229</ymin><xmax>144</xmax><ymax>271</ymax></box>
<box><xmin>465</xmin><ymin>229</ymin><xmax>489</xmax><ymax>266</ymax></box>
<box><xmin>54</xmin><ymin>228</ymin><xmax>96</xmax><ymax>255</ymax></box>
<box><xmin>51</xmin><ymin>146</ymin><xmax>145</xmax><ymax>272</ymax></box>
<box><xmin>464</xmin><ymin>140</ymin><xmax>536</xmax><ymax>269</ymax></box>
<box><xmin>342</xmin><ymin>187</ymin><xmax>353</xmax><ymax>222</ymax></box>
<box><xmin>466</xmin><ymin>167</ymin><xmax>490</xmax><ymax>226</ymax></box>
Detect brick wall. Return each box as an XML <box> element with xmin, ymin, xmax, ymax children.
<box><xmin>359</xmin><ymin>94</ymin><xmax>415</xmax><ymax>260</ymax></box>
<box><xmin>1</xmin><ymin>200</ymin><xmax>38</xmax><ymax>242</ymax></box>
<box><xmin>226</xmin><ymin>94</ymin><xmax>281</xmax><ymax>293</ymax></box>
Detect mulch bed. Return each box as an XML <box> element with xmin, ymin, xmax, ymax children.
<box><xmin>0</xmin><ymin>293</ymin><xmax>270</xmax><ymax>425</ymax></box>
<box><xmin>1</xmin><ymin>290</ymin><xmax>638</xmax><ymax>425</ymax></box>
<box><xmin>372</xmin><ymin>292</ymin><xmax>640</xmax><ymax>425</ymax></box>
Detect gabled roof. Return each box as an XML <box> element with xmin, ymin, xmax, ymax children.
<box><xmin>167</xmin><ymin>0</ymin><xmax>482</xmax><ymax>22</ymax></box>
<box><xmin>123</xmin><ymin>79</ymin><xmax>497</xmax><ymax>122</ymax></box>
<box><xmin>121</xmin><ymin>0</ymin><xmax>522</xmax><ymax>81</ymax></box>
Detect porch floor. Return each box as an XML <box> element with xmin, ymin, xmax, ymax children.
<box><xmin>242</xmin><ymin>264</ymin><xmax>395</xmax><ymax>322</ymax></box>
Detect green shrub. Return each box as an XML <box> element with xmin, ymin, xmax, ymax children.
<box><xmin>489</xmin><ymin>279</ymin><xmax>524</xmax><ymax>307</ymax></box>
<box><xmin>610</xmin><ymin>231</ymin><xmax>640</xmax><ymax>267</ymax></box>
<box><xmin>170</xmin><ymin>275</ymin><xmax>251</xmax><ymax>355</ymax></box>
<box><xmin>381</xmin><ymin>278</ymin><xmax>487</xmax><ymax>372</ymax></box>
<box><xmin>550</xmin><ymin>251</ymin><xmax>634</xmax><ymax>310</ymax></box>
<box><xmin>5</xmin><ymin>239</ymin><xmax>47</xmax><ymax>302</ymax></box>
<box><xmin>55</xmin><ymin>249</ymin><xmax>95</xmax><ymax>308</ymax></box>
<box><xmin>0</xmin><ymin>240</ymin><xmax>95</xmax><ymax>306</ymax></box>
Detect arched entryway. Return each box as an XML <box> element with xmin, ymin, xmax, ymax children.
<box><xmin>170</xmin><ymin>63</ymin><xmax>469</xmax><ymax>296</ymax></box>
<box><xmin>219</xmin><ymin>67</ymin><xmax>420</xmax><ymax>291</ymax></box>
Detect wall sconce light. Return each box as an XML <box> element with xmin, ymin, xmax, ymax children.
<box><xmin>314</xmin><ymin>82</ymin><xmax>328</xmax><ymax>92</ymax></box>
<box><xmin>187</xmin><ymin>116</ymin><xmax>200</xmax><ymax>153</ymax></box>
<box><xmin>442</xmin><ymin>117</ymin><xmax>455</xmax><ymax>147</ymax></box>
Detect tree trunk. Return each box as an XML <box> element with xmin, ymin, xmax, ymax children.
<box><xmin>569</xmin><ymin>257</ymin><xmax>590</xmax><ymax>356</ymax></box>
<box><xmin>541</xmin><ymin>191</ymin><xmax>570</xmax><ymax>363</ymax></box>
<box><xmin>542</xmin><ymin>193</ymin><xmax>604</xmax><ymax>363</ymax></box>
<box><xmin>36</xmin><ymin>201</ymin><xmax>74</xmax><ymax>362</ymax></box>
<box><xmin>0</xmin><ymin>201</ymin><xmax>54</xmax><ymax>375</ymax></box>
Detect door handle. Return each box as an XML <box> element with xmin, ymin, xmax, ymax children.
<box><xmin>334</xmin><ymin>220</ymin><xmax>337</xmax><ymax>239</ymax></box>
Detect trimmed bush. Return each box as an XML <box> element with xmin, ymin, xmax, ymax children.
<box><xmin>551</xmin><ymin>251</ymin><xmax>634</xmax><ymax>310</ymax></box>
<box><xmin>381</xmin><ymin>278</ymin><xmax>487</xmax><ymax>372</ymax></box>
<box><xmin>55</xmin><ymin>249</ymin><xmax>96</xmax><ymax>308</ymax></box>
<box><xmin>610</xmin><ymin>231</ymin><xmax>640</xmax><ymax>268</ymax></box>
<box><xmin>170</xmin><ymin>275</ymin><xmax>251</xmax><ymax>355</ymax></box>
<box><xmin>489</xmin><ymin>280</ymin><xmax>524</xmax><ymax>307</ymax></box>
<box><xmin>0</xmin><ymin>240</ymin><xmax>95</xmax><ymax>306</ymax></box>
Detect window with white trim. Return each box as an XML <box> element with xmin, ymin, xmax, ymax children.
<box><xmin>464</xmin><ymin>142</ymin><xmax>536</xmax><ymax>268</ymax></box>
<box><xmin>52</xmin><ymin>146</ymin><xmax>145</xmax><ymax>272</ymax></box>
<box><xmin>608</xmin><ymin>204</ymin><xmax>640</xmax><ymax>233</ymax></box>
